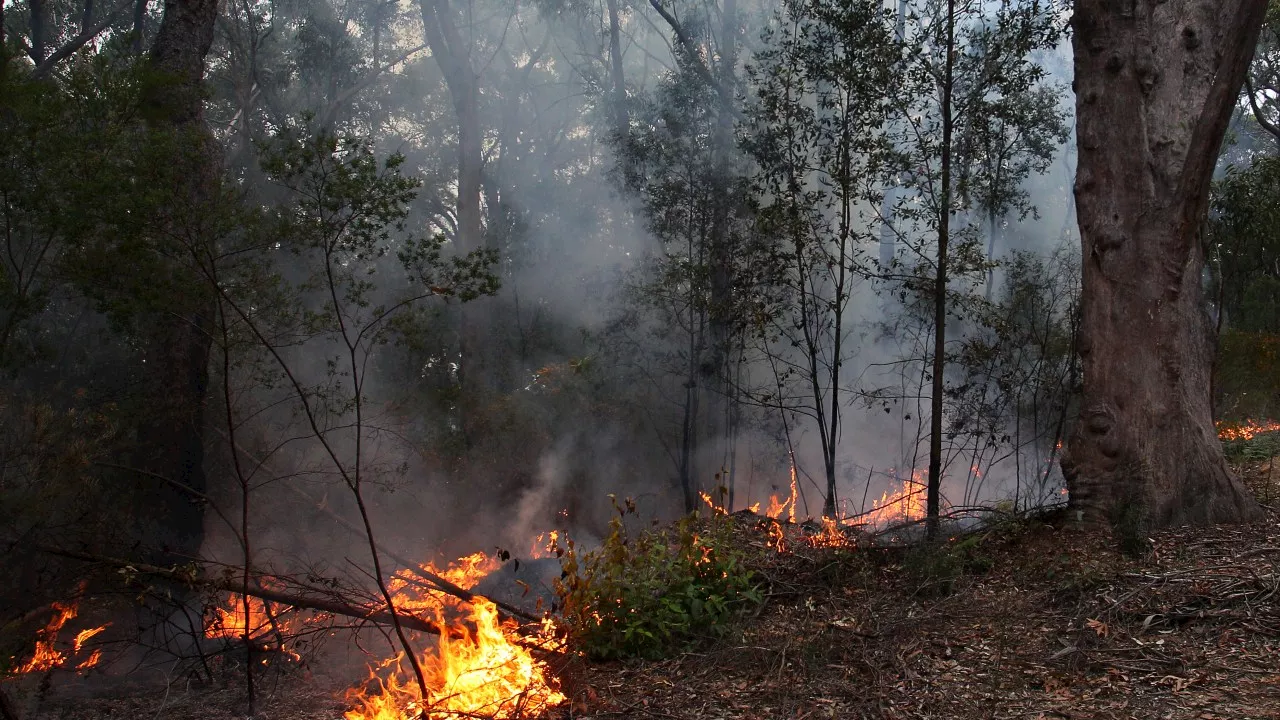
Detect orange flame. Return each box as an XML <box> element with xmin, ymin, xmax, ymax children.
<box><xmin>205</xmin><ymin>594</ymin><xmax>276</xmax><ymax>641</ymax></box>
<box><xmin>861</xmin><ymin>470</ymin><xmax>928</xmax><ymax>528</ymax></box>
<box><xmin>698</xmin><ymin>491</ymin><xmax>728</xmax><ymax>515</ymax></box>
<box><xmin>765</xmin><ymin>521</ymin><xmax>786</xmax><ymax>552</ymax></box>
<box><xmin>345</xmin><ymin>553</ymin><xmax>565</xmax><ymax>720</ymax></box>
<box><xmin>10</xmin><ymin>594</ymin><xmax>108</xmax><ymax>676</ymax></box>
<box><xmin>763</xmin><ymin>458</ymin><xmax>800</xmax><ymax>522</ymax></box>
<box><xmin>806</xmin><ymin>517</ymin><xmax>851</xmax><ymax>549</ymax></box>
<box><xmin>1218</xmin><ymin>419</ymin><xmax>1280</xmax><ymax>441</ymax></box>
<box><xmin>530</xmin><ymin>531</ymin><xmax>560</xmax><ymax>559</ymax></box>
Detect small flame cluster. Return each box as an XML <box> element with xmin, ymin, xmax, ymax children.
<box><xmin>8</xmin><ymin>595</ymin><xmax>108</xmax><ymax>677</ymax></box>
<box><xmin>343</xmin><ymin>553</ymin><xmax>564</xmax><ymax>720</ymax></box>
<box><xmin>705</xmin><ymin>465</ymin><xmax>931</xmax><ymax>553</ymax></box>
<box><xmin>203</xmin><ymin>591</ymin><xmax>310</xmax><ymax>663</ymax></box>
<box><xmin>1217</xmin><ymin>419</ymin><xmax>1280</xmax><ymax>442</ymax></box>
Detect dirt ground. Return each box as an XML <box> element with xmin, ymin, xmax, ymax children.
<box><xmin>9</xmin><ymin>459</ymin><xmax>1280</xmax><ymax>720</ymax></box>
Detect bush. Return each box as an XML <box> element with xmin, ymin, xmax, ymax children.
<box><xmin>553</xmin><ymin>498</ymin><xmax>762</xmax><ymax>660</ymax></box>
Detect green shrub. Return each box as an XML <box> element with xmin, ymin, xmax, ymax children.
<box><xmin>1222</xmin><ymin>431</ymin><xmax>1280</xmax><ymax>463</ymax></box>
<box><xmin>553</xmin><ymin>498</ymin><xmax>762</xmax><ymax>660</ymax></box>
<box><xmin>901</xmin><ymin>533</ymin><xmax>995</xmax><ymax>597</ymax></box>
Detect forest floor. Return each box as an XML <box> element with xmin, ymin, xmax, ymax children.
<box><xmin>11</xmin><ymin>457</ymin><xmax>1280</xmax><ymax>720</ymax></box>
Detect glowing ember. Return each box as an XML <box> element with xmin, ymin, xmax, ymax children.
<box><xmin>1218</xmin><ymin>419</ymin><xmax>1280</xmax><ymax>442</ymax></box>
<box><xmin>345</xmin><ymin>553</ymin><xmax>565</xmax><ymax>720</ymax></box>
<box><xmin>9</xmin><ymin>594</ymin><xmax>108</xmax><ymax>676</ymax></box>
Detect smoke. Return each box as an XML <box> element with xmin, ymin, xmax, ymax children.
<box><xmin>189</xmin><ymin>0</ymin><xmax>1088</xmax><ymax>586</ymax></box>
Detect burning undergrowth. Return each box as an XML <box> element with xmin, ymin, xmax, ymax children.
<box><xmin>4</xmin><ymin>464</ymin><xmax>1025</xmax><ymax>720</ymax></box>
<box><xmin>3</xmin><ymin>588</ymin><xmax>108</xmax><ymax>678</ymax></box>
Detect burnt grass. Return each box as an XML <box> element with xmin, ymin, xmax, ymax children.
<box><xmin>12</xmin><ymin>458</ymin><xmax>1280</xmax><ymax>720</ymax></box>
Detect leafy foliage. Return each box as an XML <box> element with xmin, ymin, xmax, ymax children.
<box><xmin>1209</xmin><ymin>156</ymin><xmax>1280</xmax><ymax>335</ymax></box>
<box><xmin>553</xmin><ymin>498</ymin><xmax>762</xmax><ymax>660</ymax></box>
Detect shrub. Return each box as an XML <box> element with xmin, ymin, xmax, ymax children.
<box><xmin>553</xmin><ymin>498</ymin><xmax>762</xmax><ymax>660</ymax></box>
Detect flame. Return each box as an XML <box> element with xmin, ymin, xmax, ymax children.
<box><xmin>765</xmin><ymin>521</ymin><xmax>786</xmax><ymax>552</ymax></box>
<box><xmin>15</xmin><ymin>602</ymin><xmax>77</xmax><ymax>674</ymax></box>
<box><xmin>763</xmin><ymin>458</ymin><xmax>800</xmax><ymax>521</ymax></box>
<box><xmin>345</xmin><ymin>553</ymin><xmax>565</xmax><ymax>720</ymax></box>
<box><xmin>1218</xmin><ymin>419</ymin><xmax>1280</xmax><ymax>441</ymax></box>
<box><xmin>73</xmin><ymin>625</ymin><xmax>106</xmax><ymax>654</ymax></box>
<box><xmin>699</xmin><ymin>491</ymin><xmax>728</xmax><ymax>515</ymax></box>
<box><xmin>530</xmin><ymin>531</ymin><xmax>560</xmax><ymax>559</ymax></box>
<box><xmin>806</xmin><ymin>517</ymin><xmax>851</xmax><ymax>549</ymax></box>
<box><xmin>205</xmin><ymin>594</ymin><xmax>277</xmax><ymax>641</ymax></box>
<box><xmin>861</xmin><ymin>470</ymin><xmax>927</xmax><ymax>528</ymax></box>
<box><xmin>10</xmin><ymin>593</ymin><xmax>109</xmax><ymax>676</ymax></box>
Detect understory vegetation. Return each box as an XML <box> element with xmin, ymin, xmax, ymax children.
<box><xmin>2</xmin><ymin>0</ymin><xmax>1280</xmax><ymax>718</ymax></box>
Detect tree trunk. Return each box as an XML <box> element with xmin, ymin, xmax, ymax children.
<box><xmin>606</xmin><ymin>0</ymin><xmax>628</xmax><ymax>140</ymax></box>
<box><xmin>1063</xmin><ymin>0</ymin><xmax>1267</xmax><ymax>528</ymax></box>
<box><xmin>926</xmin><ymin>0</ymin><xmax>956</xmax><ymax>541</ymax></box>
<box><xmin>133</xmin><ymin>0</ymin><xmax>148</xmax><ymax>53</ymax></box>
<box><xmin>704</xmin><ymin>0</ymin><xmax>738</xmax><ymax>493</ymax></box>
<box><xmin>137</xmin><ymin>0</ymin><xmax>221</xmax><ymax>561</ymax></box>
<box><xmin>420</xmin><ymin>0</ymin><xmax>491</xmax><ymax>437</ymax></box>
<box><xmin>29</xmin><ymin>0</ymin><xmax>48</xmax><ymax>62</ymax></box>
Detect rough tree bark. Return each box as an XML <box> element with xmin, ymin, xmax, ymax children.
<box><xmin>135</xmin><ymin>0</ymin><xmax>220</xmax><ymax>560</ymax></box>
<box><xmin>1063</xmin><ymin>0</ymin><xmax>1268</xmax><ymax>528</ymax></box>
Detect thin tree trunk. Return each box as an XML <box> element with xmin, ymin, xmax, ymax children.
<box><xmin>420</xmin><ymin>0</ymin><xmax>490</xmax><ymax>434</ymax></box>
<box><xmin>606</xmin><ymin>0</ymin><xmax>628</xmax><ymax>139</ymax></box>
<box><xmin>1064</xmin><ymin>0</ymin><xmax>1267</xmax><ymax>527</ymax></box>
<box><xmin>704</xmin><ymin>0</ymin><xmax>738</xmax><ymax>484</ymax></box>
<box><xmin>132</xmin><ymin>0</ymin><xmax>147</xmax><ymax>53</ymax></box>
<box><xmin>926</xmin><ymin>0</ymin><xmax>956</xmax><ymax>541</ymax></box>
<box><xmin>29</xmin><ymin>0</ymin><xmax>48</xmax><ymax>62</ymax></box>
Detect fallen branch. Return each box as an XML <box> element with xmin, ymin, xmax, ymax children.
<box><xmin>283</xmin><ymin>483</ymin><xmax>537</xmax><ymax>622</ymax></box>
<box><xmin>37</xmin><ymin>546</ymin><xmax>452</xmax><ymax>637</ymax></box>
<box><xmin>209</xmin><ymin>426</ymin><xmax>538</xmax><ymax>622</ymax></box>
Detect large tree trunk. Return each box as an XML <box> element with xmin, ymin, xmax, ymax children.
<box><xmin>136</xmin><ymin>0</ymin><xmax>220</xmax><ymax>560</ymax></box>
<box><xmin>1063</xmin><ymin>0</ymin><xmax>1267</xmax><ymax>528</ymax></box>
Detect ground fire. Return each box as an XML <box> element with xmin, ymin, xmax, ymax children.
<box><xmin>1217</xmin><ymin>419</ymin><xmax>1280</xmax><ymax>441</ymax></box>
<box><xmin>342</xmin><ymin>553</ymin><xmax>565</xmax><ymax>720</ymax></box>
<box><xmin>7</xmin><ymin>593</ymin><xmax>107</xmax><ymax>676</ymax></box>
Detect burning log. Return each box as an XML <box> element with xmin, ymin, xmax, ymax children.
<box><xmin>34</xmin><ymin>546</ymin><xmax>454</xmax><ymax>638</ymax></box>
<box><xmin>208</xmin><ymin>428</ymin><xmax>538</xmax><ymax>623</ymax></box>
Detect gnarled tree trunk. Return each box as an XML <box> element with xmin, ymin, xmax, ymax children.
<box><xmin>1063</xmin><ymin>0</ymin><xmax>1268</xmax><ymax>528</ymax></box>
